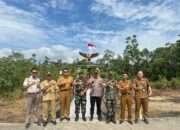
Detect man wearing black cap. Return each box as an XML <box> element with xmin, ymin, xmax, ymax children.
<box><xmin>57</xmin><ymin>68</ymin><xmax>74</xmax><ymax>121</ymax></box>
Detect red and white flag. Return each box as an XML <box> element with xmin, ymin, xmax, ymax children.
<box><xmin>87</xmin><ymin>43</ymin><xmax>96</xmax><ymax>48</ymax></box>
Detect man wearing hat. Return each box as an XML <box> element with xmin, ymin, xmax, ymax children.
<box><xmin>40</xmin><ymin>72</ymin><xmax>58</xmax><ymax>126</ymax></box>
<box><xmin>57</xmin><ymin>68</ymin><xmax>74</xmax><ymax>121</ymax></box>
<box><xmin>88</xmin><ymin>68</ymin><xmax>104</xmax><ymax>121</ymax></box>
<box><xmin>23</xmin><ymin>67</ymin><xmax>41</xmax><ymax>128</ymax></box>
<box><xmin>104</xmin><ymin>71</ymin><xmax>118</xmax><ymax>124</ymax></box>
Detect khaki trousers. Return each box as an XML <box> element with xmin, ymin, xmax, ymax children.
<box><xmin>120</xmin><ymin>95</ymin><xmax>132</xmax><ymax>121</ymax></box>
<box><xmin>135</xmin><ymin>97</ymin><xmax>149</xmax><ymax>120</ymax></box>
<box><xmin>42</xmin><ymin>100</ymin><xmax>56</xmax><ymax>121</ymax></box>
<box><xmin>25</xmin><ymin>93</ymin><xmax>41</xmax><ymax>124</ymax></box>
<box><xmin>59</xmin><ymin>90</ymin><xmax>72</xmax><ymax>118</ymax></box>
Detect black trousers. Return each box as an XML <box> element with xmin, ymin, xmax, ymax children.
<box><xmin>90</xmin><ymin>96</ymin><xmax>102</xmax><ymax>117</ymax></box>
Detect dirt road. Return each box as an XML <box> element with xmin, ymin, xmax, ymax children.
<box><xmin>0</xmin><ymin>117</ymin><xmax>180</xmax><ymax>130</ymax></box>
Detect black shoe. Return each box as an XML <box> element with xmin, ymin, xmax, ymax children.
<box><xmin>128</xmin><ymin>120</ymin><xmax>133</xmax><ymax>125</ymax></box>
<box><xmin>60</xmin><ymin>118</ymin><xmax>64</xmax><ymax>121</ymax></box>
<box><xmin>111</xmin><ymin>116</ymin><xmax>116</xmax><ymax>124</ymax></box>
<box><xmin>43</xmin><ymin>121</ymin><xmax>48</xmax><ymax>127</ymax></box>
<box><xmin>25</xmin><ymin>123</ymin><xmax>31</xmax><ymax>129</ymax></box>
<box><xmin>66</xmin><ymin>117</ymin><xmax>70</xmax><ymax>121</ymax></box>
<box><xmin>82</xmin><ymin>115</ymin><xmax>87</xmax><ymax>122</ymax></box>
<box><xmin>90</xmin><ymin>116</ymin><xmax>93</xmax><ymax>121</ymax></box>
<box><xmin>106</xmin><ymin>119</ymin><xmax>110</xmax><ymax>124</ymax></box>
<box><xmin>75</xmin><ymin>115</ymin><xmax>79</xmax><ymax>122</ymax></box>
<box><xmin>119</xmin><ymin>120</ymin><xmax>124</xmax><ymax>124</ymax></box>
<box><xmin>98</xmin><ymin>116</ymin><xmax>102</xmax><ymax>121</ymax></box>
<box><xmin>112</xmin><ymin>120</ymin><xmax>116</xmax><ymax>124</ymax></box>
<box><xmin>51</xmin><ymin>121</ymin><xmax>56</xmax><ymax>125</ymax></box>
<box><xmin>35</xmin><ymin>121</ymin><xmax>41</xmax><ymax>126</ymax></box>
<box><xmin>143</xmin><ymin>118</ymin><xmax>149</xmax><ymax>124</ymax></box>
<box><xmin>135</xmin><ymin>119</ymin><xmax>139</xmax><ymax>124</ymax></box>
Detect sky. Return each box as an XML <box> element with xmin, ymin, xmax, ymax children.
<box><xmin>0</xmin><ymin>0</ymin><xmax>180</xmax><ymax>62</ymax></box>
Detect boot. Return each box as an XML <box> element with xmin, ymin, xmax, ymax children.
<box><xmin>134</xmin><ymin>119</ymin><xmax>139</xmax><ymax>124</ymax></box>
<box><xmin>90</xmin><ymin>115</ymin><xmax>93</xmax><ymax>121</ymax></box>
<box><xmin>143</xmin><ymin>118</ymin><xmax>149</xmax><ymax>124</ymax></box>
<box><xmin>127</xmin><ymin>120</ymin><xmax>133</xmax><ymax>125</ymax></box>
<box><xmin>25</xmin><ymin>123</ymin><xmax>31</xmax><ymax>129</ymax></box>
<box><xmin>106</xmin><ymin>116</ymin><xmax>110</xmax><ymax>124</ymax></box>
<box><xmin>111</xmin><ymin>116</ymin><xmax>116</xmax><ymax>124</ymax></box>
<box><xmin>82</xmin><ymin>113</ymin><xmax>87</xmax><ymax>121</ymax></box>
<box><xmin>51</xmin><ymin>120</ymin><xmax>56</xmax><ymax>125</ymax></box>
<box><xmin>43</xmin><ymin>121</ymin><xmax>48</xmax><ymax>127</ymax></box>
<box><xmin>98</xmin><ymin>115</ymin><xmax>102</xmax><ymax>121</ymax></box>
<box><xmin>119</xmin><ymin>120</ymin><xmax>124</xmax><ymax>124</ymax></box>
<box><xmin>75</xmin><ymin>114</ymin><xmax>79</xmax><ymax>121</ymax></box>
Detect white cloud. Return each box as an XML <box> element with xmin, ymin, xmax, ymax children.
<box><xmin>22</xmin><ymin>45</ymin><xmax>80</xmax><ymax>63</ymax></box>
<box><xmin>91</xmin><ymin>0</ymin><xmax>180</xmax><ymax>31</ymax></box>
<box><xmin>43</xmin><ymin>0</ymin><xmax>74</xmax><ymax>10</ymax></box>
<box><xmin>0</xmin><ymin>0</ymin><xmax>179</xmax><ymax>63</ymax></box>
<box><xmin>0</xmin><ymin>45</ymin><xmax>80</xmax><ymax>63</ymax></box>
<box><xmin>0</xmin><ymin>0</ymin><xmax>50</xmax><ymax>48</ymax></box>
<box><xmin>0</xmin><ymin>48</ymin><xmax>12</xmax><ymax>58</ymax></box>
<box><xmin>91</xmin><ymin>0</ymin><xmax>180</xmax><ymax>50</ymax></box>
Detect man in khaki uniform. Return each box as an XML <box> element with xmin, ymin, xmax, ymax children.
<box><xmin>57</xmin><ymin>68</ymin><xmax>74</xmax><ymax>121</ymax></box>
<box><xmin>23</xmin><ymin>68</ymin><xmax>41</xmax><ymax>129</ymax></box>
<box><xmin>133</xmin><ymin>71</ymin><xmax>152</xmax><ymax>124</ymax></box>
<box><xmin>119</xmin><ymin>73</ymin><xmax>133</xmax><ymax>125</ymax></box>
<box><xmin>40</xmin><ymin>72</ymin><xmax>58</xmax><ymax>126</ymax></box>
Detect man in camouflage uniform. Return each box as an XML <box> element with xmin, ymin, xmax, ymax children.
<box><xmin>73</xmin><ymin>72</ymin><xmax>87</xmax><ymax>121</ymax></box>
<box><xmin>133</xmin><ymin>71</ymin><xmax>152</xmax><ymax>124</ymax></box>
<box><xmin>104</xmin><ymin>71</ymin><xmax>117</xmax><ymax>124</ymax></box>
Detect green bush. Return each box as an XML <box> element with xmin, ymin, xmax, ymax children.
<box><xmin>151</xmin><ymin>78</ymin><xmax>180</xmax><ymax>89</ymax></box>
<box><xmin>151</xmin><ymin>78</ymin><xmax>168</xmax><ymax>89</ymax></box>
<box><xmin>170</xmin><ymin>78</ymin><xmax>180</xmax><ymax>89</ymax></box>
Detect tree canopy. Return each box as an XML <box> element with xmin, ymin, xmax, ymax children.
<box><xmin>0</xmin><ymin>35</ymin><xmax>180</xmax><ymax>97</ymax></box>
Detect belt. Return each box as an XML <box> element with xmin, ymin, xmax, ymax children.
<box><xmin>27</xmin><ymin>92</ymin><xmax>40</xmax><ymax>95</ymax></box>
<box><xmin>60</xmin><ymin>89</ymin><xmax>71</xmax><ymax>92</ymax></box>
<box><xmin>121</xmin><ymin>93</ymin><xmax>131</xmax><ymax>96</ymax></box>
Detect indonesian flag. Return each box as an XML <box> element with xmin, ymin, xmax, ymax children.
<box><xmin>87</xmin><ymin>43</ymin><xmax>96</xmax><ymax>48</ymax></box>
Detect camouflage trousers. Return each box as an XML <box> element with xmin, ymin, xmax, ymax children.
<box><xmin>75</xmin><ymin>96</ymin><xmax>87</xmax><ymax>115</ymax></box>
<box><xmin>106</xmin><ymin>99</ymin><xmax>116</xmax><ymax>119</ymax></box>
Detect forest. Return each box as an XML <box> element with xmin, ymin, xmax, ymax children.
<box><xmin>0</xmin><ymin>35</ymin><xmax>180</xmax><ymax>97</ymax></box>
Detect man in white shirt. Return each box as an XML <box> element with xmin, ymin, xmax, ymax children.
<box><xmin>23</xmin><ymin>67</ymin><xmax>41</xmax><ymax>128</ymax></box>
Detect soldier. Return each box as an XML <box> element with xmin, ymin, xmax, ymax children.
<box><xmin>57</xmin><ymin>68</ymin><xmax>74</xmax><ymax>121</ymax></box>
<box><xmin>104</xmin><ymin>71</ymin><xmax>117</xmax><ymax>124</ymax></box>
<box><xmin>40</xmin><ymin>72</ymin><xmax>58</xmax><ymax>126</ymax></box>
<box><xmin>23</xmin><ymin>67</ymin><xmax>41</xmax><ymax>129</ymax></box>
<box><xmin>119</xmin><ymin>73</ymin><xmax>133</xmax><ymax>125</ymax></box>
<box><xmin>133</xmin><ymin>71</ymin><xmax>152</xmax><ymax>124</ymax></box>
<box><xmin>73</xmin><ymin>71</ymin><xmax>88</xmax><ymax>121</ymax></box>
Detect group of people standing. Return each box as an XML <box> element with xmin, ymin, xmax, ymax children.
<box><xmin>23</xmin><ymin>67</ymin><xmax>152</xmax><ymax>129</ymax></box>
